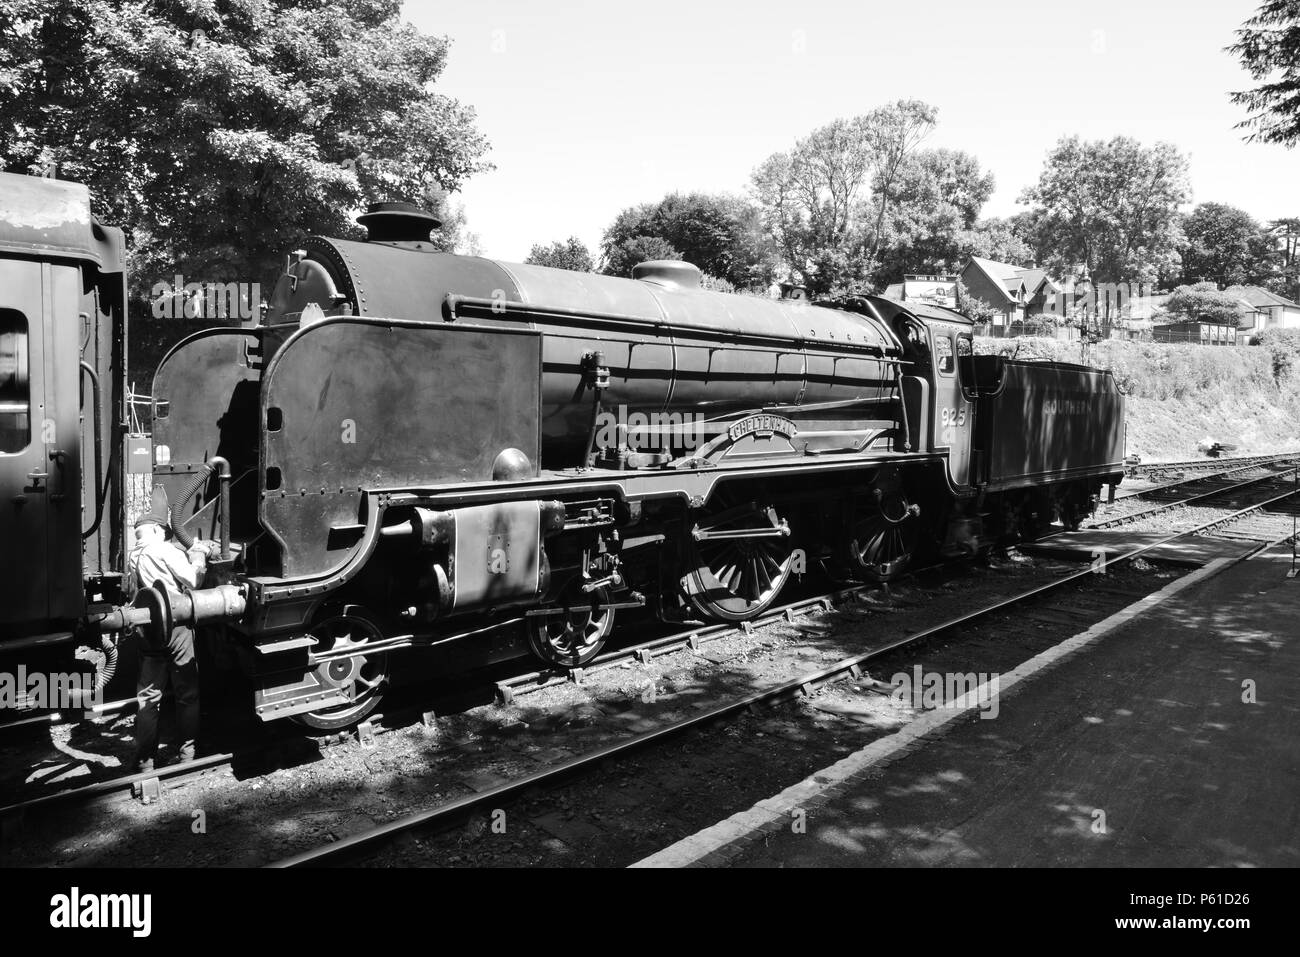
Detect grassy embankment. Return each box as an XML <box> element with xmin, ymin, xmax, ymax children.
<box><xmin>973</xmin><ymin>331</ymin><xmax>1300</xmax><ymax>462</ymax></box>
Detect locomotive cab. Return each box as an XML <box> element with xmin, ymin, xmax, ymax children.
<box><xmin>867</xmin><ymin>297</ymin><xmax>976</xmax><ymax>492</ymax></box>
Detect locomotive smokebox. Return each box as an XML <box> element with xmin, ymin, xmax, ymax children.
<box><xmin>357</xmin><ymin>201</ymin><xmax>442</xmax><ymax>244</ymax></box>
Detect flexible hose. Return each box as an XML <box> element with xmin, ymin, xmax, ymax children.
<box><xmin>170</xmin><ymin>461</ymin><xmax>216</xmax><ymax>549</ymax></box>
<box><xmin>94</xmin><ymin>633</ymin><xmax>119</xmax><ymax>693</ymax></box>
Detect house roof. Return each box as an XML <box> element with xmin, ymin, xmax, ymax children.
<box><xmin>964</xmin><ymin>257</ymin><xmax>1019</xmax><ymax>304</ymax></box>
<box><xmin>1015</xmin><ymin>268</ymin><xmax>1058</xmax><ymax>297</ymax></box>
<box><xmin>964</xmin><ymin>255</ymin><xmax>1061</xmax><ymax>304</ymax></box>
<box><xmin>1224</xmin><ymin>285</ymin><xmax>1300</xmax><ymax>310</ymax></box>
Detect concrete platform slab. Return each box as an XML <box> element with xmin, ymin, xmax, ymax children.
<box><xmin>1020</xmin><ymin>529</ymin><xmax>1258</xmax><ymax>566</ymax></box>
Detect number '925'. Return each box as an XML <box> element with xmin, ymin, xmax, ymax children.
<box><xmin>940</xmin><ymin>407</ymin><xmax>967</xmax><ymax>427</ymax></box>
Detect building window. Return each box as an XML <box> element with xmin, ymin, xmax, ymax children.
<box><xmin>0</xmin><ymin>309</ymin><xmax>30</xmax><ymax>453</ymax></box>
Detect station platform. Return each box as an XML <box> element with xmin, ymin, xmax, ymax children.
<box><xmin>640</xmin><ymin>546</ymin><xmax>1300</xmax><ymax>868</ymax></box>
<box><xmin>1020</xmin><ymin>529</ymin><xmax>1259</xmax><ymax>566</ymax></box>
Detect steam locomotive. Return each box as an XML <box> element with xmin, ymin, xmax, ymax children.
<box><xmin>0</xmin><ymin>172</ymin><xmax>1125</xmax><ymax>730</ymax></box>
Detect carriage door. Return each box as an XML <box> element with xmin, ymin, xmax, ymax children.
<box><xmin>0</xmin><ymin>257</ymin><xmax>82</xmax><ymax>630</ymax></box>
<box><xmin>929</xmin><ymin>323</ymin><xmax>973</xmax><ymax>489</ymax></box>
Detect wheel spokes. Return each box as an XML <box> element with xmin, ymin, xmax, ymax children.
<box><xmin>688</xmin><ymin>496</ymin><xmax>794</xmax><ymax>621</ymax></box>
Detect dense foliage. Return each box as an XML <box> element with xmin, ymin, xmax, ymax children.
<box><xmin>0</xmin><ymin>0</ymin><xmax>491</xmax><ymax>294</ymax></box>
<box><xmin>525</xmin><ymin>236</ymin><xmax>594</xmax><ymax>272</ymax></box>
<box><xmin>1229</xmin><ymin>0</ymin><xmax>1300</xmax><ymax>146</ymax></box>
<box><xmin>599</xmin><ymin>192</ymin><xmax>774</xmax><ymax>286</ymax></box>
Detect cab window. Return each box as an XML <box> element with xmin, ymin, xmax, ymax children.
<box><xmin>0</xmin><ymin>310</ymin><xmax>30</xmax><ymax>453</ymax></box>
<box><xmin>935</xmin><ymin>334</ymin><xmax>954</xmax><ymax>375</ymax></box>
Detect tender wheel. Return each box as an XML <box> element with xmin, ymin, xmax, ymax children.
<box><xmin>292</xmin><ymin>611</ymin><xmax>390</xmax><ymax>732</ymax></box>
<box><xmin>684</xmin><ymin>495</ymin><xmax>794</xmax><ymax>622</ymax></box>
<box><xmin>849</xmin><ymin>491</ymin><xmax>919</xmax><ymax>582</ymax></box>
<box><xmin>526</xmin><ymin>585</ymin><xmax>616</xmax><ymax>668</ymax></box>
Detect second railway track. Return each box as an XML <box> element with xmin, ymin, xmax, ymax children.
<box><xmin>1093</xmin><ymin>461</ymin><xmax>1300</xmax><ymax>529</ymax></box>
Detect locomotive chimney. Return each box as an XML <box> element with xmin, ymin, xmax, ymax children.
<box><xmin>357</xmin><ymin>201</ymin><xmax>442</xmax><ymax>244</ymax></box>
<box><xmin>632</xmin><ymin>260</ymin><xmax>702</xmax><ymax>290</ymax></box>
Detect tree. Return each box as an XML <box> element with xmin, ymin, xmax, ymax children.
<box><xmin>1019</xmin><ymin>136</ymin><xmax>1190</xmax><ymax>288</ymax></box>
<box><xmin>431</xmin><ymin>197</ymin><xmax>482</xmax><ymax>256</ymax></box>
<box><xmin>872</xmin><ymin>148</ymin><xmax>996</xmax><ymax>280</ymax></box>
<box><xmin>602</xmin><ymin>236</ymin><xmax>682</xmax><ymax>278</ymax></box>
<box><xmin>954</xmin><ymin>280</ymin><xmax>1000</xmax><ymax>327</ymax></box>
<box><xmin>751</xmin><ymin>100</ymin><xmax>937</xmax><ymax>296</ymax></box>
<box><xmin>600</xmin><ymin>192</ymin><xmax>774</xmax><ymax>287</ymax></box>
<box><xmin>525</xmin><ymin>237</ymin><xmax>594</xmax><ymax>272</ymax></box>
<box><xmin>1163</xmin><ymin>282</ymin><xmax>1247</xmax><ymax>325</ymax></box>
<box><xmin>1228</xmin><ymin>0</ymin><xmax>1300</xmax><ymax>146</ymax></box>
<box><xmin>1180</xmin><ymin>203</ymin><xmax>1275</xmax><ymax>286</ymax></box>
<box><xmin>0</xmin><ymin>0</ymin><xmax>492</xmax><ymax>295</ymax></box>
<box><xmin>1269</xmin><ymin>217</ymin><xmax>1300</xmax><ymax>300</ymax></box>
<box><xmin>862</xmin><ymin>101</ymin><xmax>941</xmax><ymax>265</ymax></box>
<box><xmin>958</xmin><ymin>217</ymin><xmax>1035</xmax><ymax>268</ymax></box>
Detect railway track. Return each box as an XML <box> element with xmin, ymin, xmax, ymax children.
<box><xmin>1113</xmin><ymin>455</ymin><xmax>1299</xmax><ymax>501</ymax></box>
<box><xmin>1092</xmin><ymin>464</ymin><xmax>1300</xmax><ymax>529</ymax></box>
<box><xmin>1126</xmin><ymin>451</ymin><xmax>1299</xmax><ymax>480</ymax></box>
<box><xmin>6</xmin><ymin>460</ymin><xmax>1296</xmax><ymax>833</ymax></box>
<box><xmin>265</xmin><ymin>496</ymin><xmax>1298</xmax><ymax>868</ymax></box>
<box><xmin>0</xmin><ymin>575</ymin><xmax>925</xmax><ymax>824</ymax></box>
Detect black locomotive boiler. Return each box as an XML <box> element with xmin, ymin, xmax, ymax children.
<box><xmin>1</xmin><ymin>179</ymin><xmax>1126</xmax><ymax>730</ymax></box>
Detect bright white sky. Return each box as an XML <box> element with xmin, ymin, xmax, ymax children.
<box><xmin>404</xmin><ymin>0</ymin><xmax>1298</xmax><ymax>262</ymax></box>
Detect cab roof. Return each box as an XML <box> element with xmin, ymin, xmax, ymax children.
<box><xmin>0</xmin><ymin>171</ymin><xmax>124</xmax><ymax>271</ymax></box>
<box><xmin>867</xmin><ymin>294</ymin><xmax>973</xmax><ymax>327</ymax></box>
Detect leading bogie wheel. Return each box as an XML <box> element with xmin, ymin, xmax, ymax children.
<box><xmin>291</xmin><ymin>610</ymin><xmax>390</xmax><ymax>732</ymax></box>
<box><xmin>526</xmin><ymin>585</ymin><xmax>616</xmax><ymax>668</ymax></box>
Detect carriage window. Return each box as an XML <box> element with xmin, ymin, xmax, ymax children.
<box><xmin>0</xmin><ymin>310</ymin><xmax>30</xmax><ymax>453</ymax></box>
<box><xmin>957</xmin><ymin>336</ymin><xmax>972</xmax><ymax>357</ymax></box>
<box><xmin>935</xmin><ymin>334</ymin><xmax>954</xmax><ymax>375</ymax></box>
